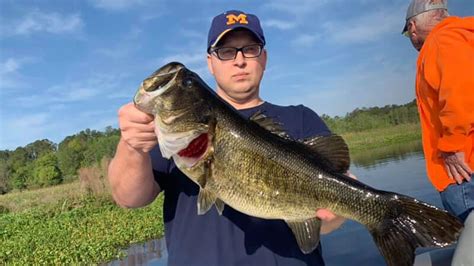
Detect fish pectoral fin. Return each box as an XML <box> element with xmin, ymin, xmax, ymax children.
<box><xmin>301</xmin><ymin>134</ymin><xmax>350</xmax><ymax>173</ymax></box>
<box><xmin>197</xmin><ymin>188</ymin><xmax>217</xmax><ymax>215</ymax></box>
<box><xmin>215</xmin><ymin>198</ymin><xmax>225</xmax><ymax>215</ymax></box>
<box><xmin>286</xmin><ymin>217</ymin><xmax>322</xmax><ymax>254</ymax></box>
<box><xmin>249</xmin><ymin>111</ymin><xmax>292</xmax><ymax>140</ymax></box>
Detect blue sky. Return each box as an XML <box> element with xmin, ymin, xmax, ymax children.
<box><xmin>0</xmin><ymin>0</ymin><xmax>473</xmax><ymax>150</ymax></box>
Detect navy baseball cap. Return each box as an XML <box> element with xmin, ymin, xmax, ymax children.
<box><xmin>207</xmin><ymin>10</ymin><xmax>266</xmax><ymax>53</ymax></box>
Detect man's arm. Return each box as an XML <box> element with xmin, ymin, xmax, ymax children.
<box><xmin>108</xmin><ymin>103</ymin><xmax>161</xmax><ymax>208</ymax></box>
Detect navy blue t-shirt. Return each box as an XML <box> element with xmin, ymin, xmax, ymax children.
<box><xmin>150</xmin><ymin>102</ymin><xmax>331</xmax><ymax>266</ymax></box>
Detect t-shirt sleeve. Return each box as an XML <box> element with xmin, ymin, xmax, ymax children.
<box><xmin>149</xmin><ymin>145</ymin><xmax>172</xmax><ymax>191</ymax></box>
<box><xmin>300</xmin><ymin>105</ymin><xmax>332</xmax><ymax>138</ymax></box>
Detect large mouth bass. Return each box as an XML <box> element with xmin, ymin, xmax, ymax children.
<box><xmin>134</xmin><ymin>62</ymin><xmax>463</xmax><ymax>266</ymax></box>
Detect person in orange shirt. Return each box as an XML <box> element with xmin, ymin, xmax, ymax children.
<box><xmin>402</xmin><ymin>0</ymin><xmax>474</xmax><ymax>223</ymax></box>
<box><xmin>403</xmin><ymin>0</ymin><xmax>474</xmax><ymax>264</ymax></box>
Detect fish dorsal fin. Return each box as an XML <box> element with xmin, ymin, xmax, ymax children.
<box><xmin>302</xmin><ymin>134</ymin><xmax>350</xmax><ymax>173</ymax></box>
<box><xmin>286</xmin><ymin>217</ymin><xmax>322</xmax><ymax>254</ymax></box>
<box><xmin>249</xmin><ymin>111</ymin><xmax>292</xmax><ymax>140</ymax></box>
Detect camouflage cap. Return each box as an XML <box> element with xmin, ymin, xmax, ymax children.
<box><xmin>402</xmin><ymin>0</ymin><xmax>448</xmax><ymax>34</ymax></box>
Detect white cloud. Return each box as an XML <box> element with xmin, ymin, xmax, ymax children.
<box><xmin>0</xmin><ymin>57</ymin><xmax>36</xmax><ymax>90</ymax></box>
<box><xmin>263</xmin><ymin>0</ymin><xmax>332</xmax><ymax>16</ymax></box>
<box><xmin>90</xmin><ymin>0</ymin><xmax>153</xmax><ymax>11</ymax></box>
<box><xmin>95</xmin><ymin>26</ymin><xmax>143</xmax><ymax>59</ymax></box>
<box><xmin>160</xmin><ymin>52</ymin><xmax>205</xmax><ymax>66</ymax></box>
<box><xmin>322</xmin><ymin>9</ymin><xmax>402</xmax><ymax>44</ymax></box>
<box><xmin>1</xmin><ymin>58</ymin><xmax>20</xmax><ymax>73</ymax></box>
<box><xmin>10</xmin><ymin>113</ymin><xmax>48</xmax><ymax>129</ymax></box>
<box><xmin>264</xmin><ymin>20</ymin><xmax>297</xmax><ymax>30</ymax></box>
<box><xmin>291</xmin><ymin>34</ymin><xmax>319</xmax><ymax>48</ymax></box>
<box><xmin>180</xmin><ymin>29</ymin><xmax>206</xmax><ymax>40</ymax></box>
<box><xmin>157</xmin><ymin>51</ymin><xmax>212</xmax><ymax>82</ymax></box>
<box><xmin>15</xmin><ymin>73</ymin><xmax>127</xmax><ymax>107</ymax></box>
<box><xmin>0</xmin><ymin>112</ymin><xmax>51</xmax><ymax>150</ymax></box>
<box><xmin>278</xmin><ymin>60</ymin><xmax>416</xmax><ymax>117</ymax></box>
<box><xmin>3</xmin><ymin>11</ymin><xmax>83</xmax><ymax>36</ymax></box>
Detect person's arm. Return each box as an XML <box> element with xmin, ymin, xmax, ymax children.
<box><xmin>108</xmin><ymin>103</ymin><xmax>160</xmax><ymax>208</ymax></box>
<box><xmin>425</xmin><ymin>27</ymin><xmax>474</xmax><ymax>182</ymax></box>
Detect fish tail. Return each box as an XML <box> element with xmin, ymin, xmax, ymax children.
<box><xmin>369</xmin><ymin>194</ymin><xmax>463</xmax><ymax>266</ymax></box>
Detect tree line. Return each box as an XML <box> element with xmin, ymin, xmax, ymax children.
<box><xmin>0</xmin><ymin>126</ymin><xmax>120</xmax><ymax>194</ymax></box>
<box><xmin>321</xmin><ymin>99</ymin><xmax>419</xmax><ymax>133</ymax></box>
<box><xmin>0</xmin><ymin>100</ymin><xmax>420</xmax><ymax>194</ymax></box>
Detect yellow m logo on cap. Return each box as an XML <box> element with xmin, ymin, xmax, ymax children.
<box><xmin>226</xmin><ymin>14</ymin><xmax>248</xmax><ymax>25</ymax></box>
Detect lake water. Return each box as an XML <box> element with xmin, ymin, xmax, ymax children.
<box><xmin>108</xmin><ymin>141</ymin><xmax>452</xmax><ymax>266</ymax></box>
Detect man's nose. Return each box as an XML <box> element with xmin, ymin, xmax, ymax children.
<box><xmin>233</xmin><ymin>51</ymin><xmax>246</xmax><ymax>66</ymax></box>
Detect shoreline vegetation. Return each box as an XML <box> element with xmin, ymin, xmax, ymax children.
<box><xmin>0</xmin><ymin>122</ymin><xmax>422</xmax><ymax>264</ymax></box>
<box><xmin>0</xmin><ymin>100</ymin><xmax>422</xmax><ymax>263</ymax></box>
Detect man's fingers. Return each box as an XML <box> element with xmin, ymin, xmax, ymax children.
<box><xmin>122</xmin><ymin>121</ymin><xmax>156</xmax><ymax>133</ymax></box>
<box><xmin>449</xmin><ymin>165</ymin><xmax>463</xmax><ymax>184</ymax></box>
<box><xmin>119</xmin><ymin>103</ymin><xmax>154</xmax><ymax>124</ymax></box>
<box><xmin>137</xmin><ymin>132</ymin><xmax>159</xmax><ymax>141</ymax></box>
<box><xmin>460</xmin><ymin>161</ymin><xmax>473</xmax><ymax>176</ymax></box>
<box><xmin>126</xmin><ymin>113</ymin><xmax>154</xmax><ymax>124</ymax></box>
<box><xmin>316</xmin><ymin>209</ymin><xmax>337</xmax><ymax>221</ymax></box>
<box><xmin>455</xmin><ymin>163</ymin><xmax>471</xmax><ymax>181</ymax></box>
<box><xmin>445</xmin><ymin>164</ymin><xmax>454</xmax><ymax>179</ymax></box>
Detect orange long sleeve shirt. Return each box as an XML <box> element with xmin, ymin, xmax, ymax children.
<box><xmin>416</xmin><ymin>16</ymin><xmax>474</xmax><ymax>191</ymax></box>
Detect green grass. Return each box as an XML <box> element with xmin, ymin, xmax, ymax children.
<box><xmin>0</xmin><ymin>123</ymin><xmax>421</xmax><ymax>264</ymax></box>
<box><xmin>0</xmin><ymin>181</ymin><xmax>82</xmax><ymax>213</ymax></box>
<box><xmin>340</xmin><ymin>123</ymin><xmax>421</xmax><ymax>154</ymax></box>
<box><xmin>0</xmin><ymin>194</ymin><xmax>164</xmax><ymax>264</ymax></box>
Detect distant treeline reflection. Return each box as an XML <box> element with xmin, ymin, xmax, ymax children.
<box><xmin>351</xmin><ymin>140</ymin><xmax>423</xmax><ymax>168</ymax></box>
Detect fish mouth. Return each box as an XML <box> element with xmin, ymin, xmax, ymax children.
<box><xmin>144</xmin><ymin>62</ymin><xmax>185</xmax><ymax>92</ymax></box>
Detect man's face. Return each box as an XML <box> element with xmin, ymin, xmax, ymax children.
<box><xmin>207</xmin><ymin>29</ymin><xmax>267</xmax><ymax>105</ymax></box>
<box><xmin>406</xmin><ymin>20</ymin><xmax>424</xmax><ymax>51</ymax></box>
<box><xmin>406</xmin><ymin>18</ymin><xmax>435</xmax><ymax>51</ymax></box>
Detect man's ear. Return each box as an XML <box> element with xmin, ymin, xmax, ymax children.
<box><xmin>409</xmin><ymin>20</ymin><xmax>417</xmax><ymax>36</ymax></box>
<box><xmin>207</xmin><ymin>54</ymin><xmax>215</xmax><ymax>76</ymax></box>
<box><xmin>261</xmin><ymin>49</ymin><xmax>267</xmax><ymax>71</ymax></box>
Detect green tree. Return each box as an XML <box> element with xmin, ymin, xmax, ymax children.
<box><xmin>31</xmin><ymin>152</ymin><xmax>62</xmax><ymax>187</ymax></box>
<box><xmin>57</xmin><ymin>137</ymin><xmax>86</xmax><ymax>181</ymax></box>
<box><xmin>24</xmin><ymin>139</ymin><xmax>56</xmax><ymax>160</ymax></box>
<box><xmin>10</xmin><ymin>164</ymin><xmax>32</xmax><ymax>190</ymax></box>
<box><xmin>0</xmin><ymin>151</ymin><xmax>9</xmax><ymax>193</ymax></box>
<box><xmin>8</xmin><ymin>147</ymin><xmax>29</xmax><ymax>172</ymax></box>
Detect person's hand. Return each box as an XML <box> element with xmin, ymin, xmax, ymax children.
<box><xmin>316</xmin><ymin>171</ymin><xmax>357</xmax><ymax>234</ymax></box>
<box><xmin>118</xmin><ymin>102</ymin><xmax>158</xmax><ymax>153</ymax></box>
<box><xmin>440</xmin><ymin>151</ymin><xmax>472</xmax><ymax>184</ymax></box>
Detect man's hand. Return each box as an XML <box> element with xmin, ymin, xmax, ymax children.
<box><xmin>118</xmin><ymin>102</ymin><xmax>158</xmax><ymax>153</ymax></box>
<box><xmin>316</xmin><ymin>171</ymin><xmax>357</xmax><ymax>234</ymax></box>
<box><xmin>440</xmin><ymin>151</ymin><xmax>472</xmax><ymax>184</ymax></box>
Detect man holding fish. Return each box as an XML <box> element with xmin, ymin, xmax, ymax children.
<box><xmin>109</xmin><ymin>10</ymin><xmax>346</xmax><ymax>266</ymax></box>
<box><xmin>108</xmin><ymin>9</ymin><xmax>463</xmax><ymax>266</ymax></box>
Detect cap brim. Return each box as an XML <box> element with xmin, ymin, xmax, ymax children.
<box><xmin>402</xmin><ymin>23</ymin><xmax>408</xmax><ymax>35</ymax></box>
<box><xmin>210</xmin><ymin>26</ymin><xmax>264</xmax><ymax>49</ymax></box>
